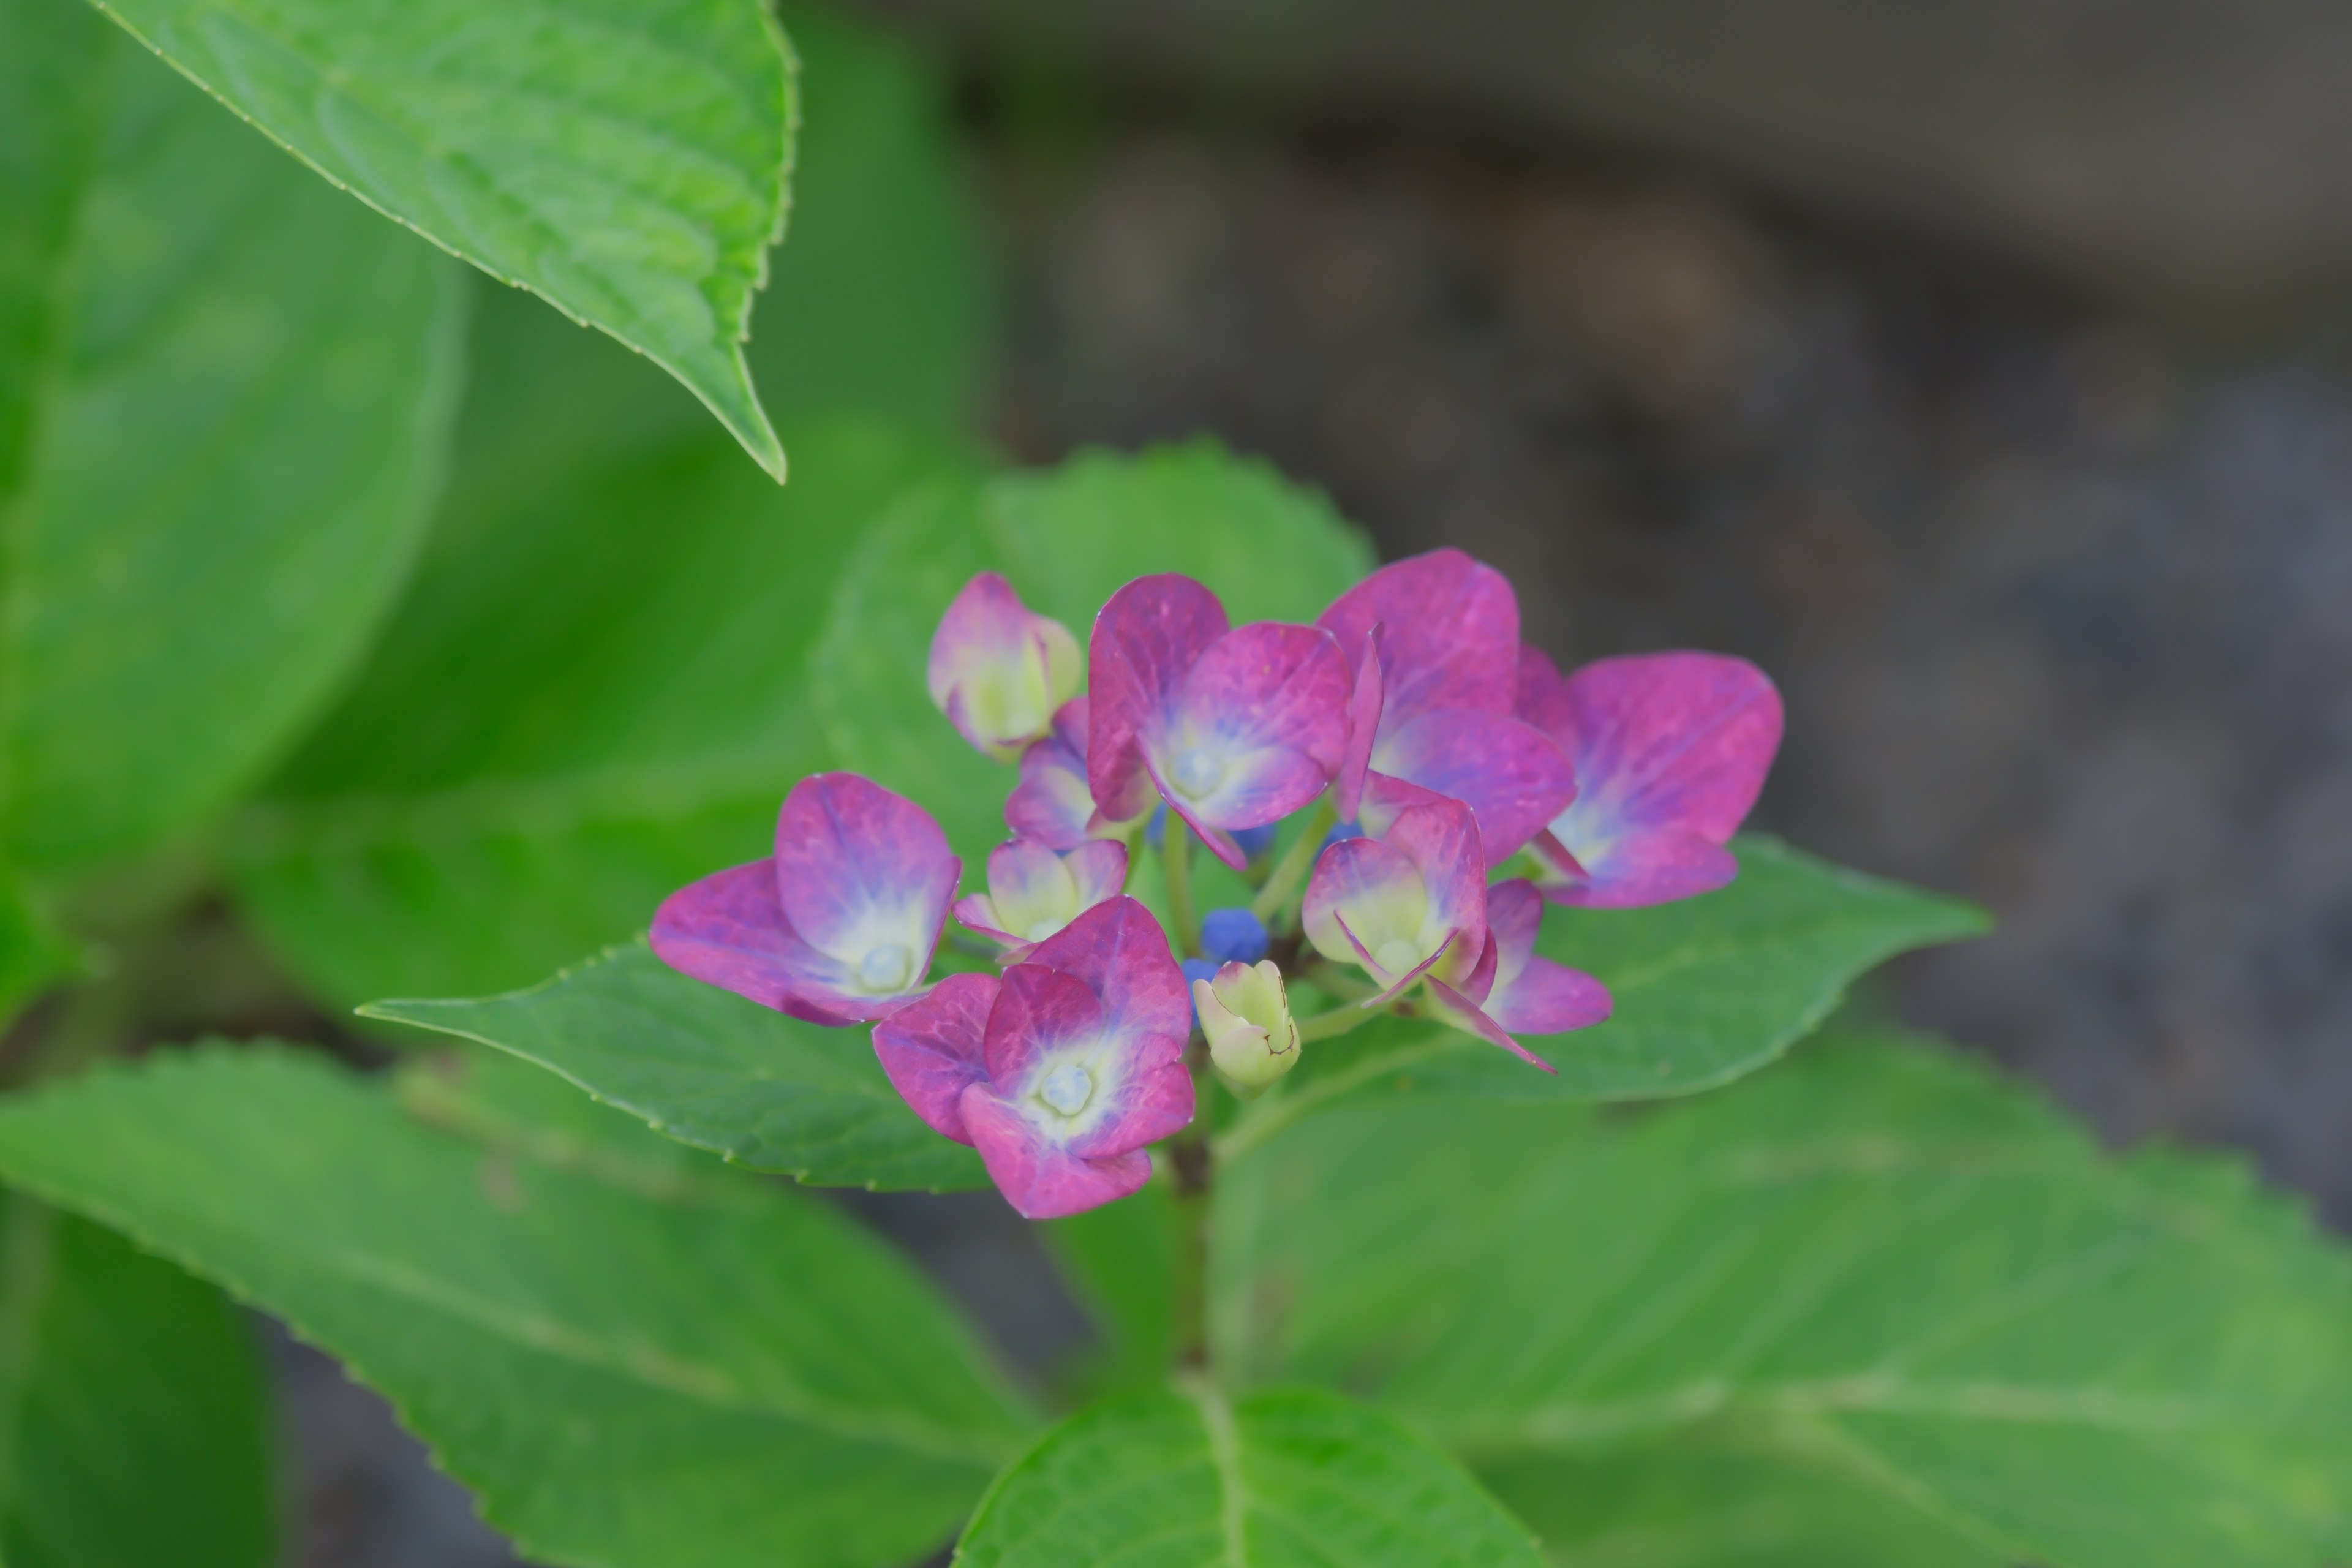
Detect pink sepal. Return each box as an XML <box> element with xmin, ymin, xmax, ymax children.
<box><xmin>1334</xmin><ymin>625</ymin><xmax>1383</xmax><ymax>823</ymax></box>
<box><xmin>1370</xmin><ymin>707</ymin><xmax>1574</xmax><ymax>865</ymax></box>
<box><xmin>1474</xmin><ymin>880</ymin><xmax>1613</xmax><ymax>1034</ymax></box>
<box><xmin>871</xmin><ymin>972</ymin><xmax>997</xmax><ymax>1142</ymax></box>
<box><xmin>1425</xmin><ymin>976</ymin><xmax>1559</xmax><ymax>1073</ymax></box>
<box><xmin>959</xmin><ymin>1092</ymin><xmax>1156</xmax><ymax>1220</ymax></box>
<box><xmin>1088</xmin><ymin>575</ymin><xmax>1229</xmax><ymax>824</ymax></box>
<box><xmin>927</xmin><ymin>572</ymin><xmax>1082</xmax><ymax>761</ymax></box>
<box><xmin>1317</xmin><ymin>549</ymin><xmax>1520</xmax><ymax>723</ymax></box>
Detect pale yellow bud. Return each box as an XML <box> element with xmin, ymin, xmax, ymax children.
<box><xmin>1193</xmin><ymin>960</ymin><xmax>1300</xmax><ymax>1096</ymax></box>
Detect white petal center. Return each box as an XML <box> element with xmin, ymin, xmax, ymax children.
<box><xmin>1039</xmin><ymin>1062</ymin><xmax>1094</xmax><ymax>1116</ymax></box>
<box><xmin>1023</xmin><ymin>918</ymin><xmax>1064</xmax><ymax>943</ymax></box>
<box><xmin>857</xmin><ymin>943</ymin><xmax>913</xmax><ymax>992</ymax></box>
<box><xmin>1170</xmin><ymin>748</ymin><xmax>1225</xmax><ymax>799</ymax></box>
<box><xmin>1373</xmin><ymin>937</ymin><xmax>1422</xmax><ymax>977</ymax></box>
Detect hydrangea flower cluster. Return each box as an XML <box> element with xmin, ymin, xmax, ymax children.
<box><xmin>652</xmin><ymin>551</ymin><xmax>1781</xmax><ymax>1218</ymax></box>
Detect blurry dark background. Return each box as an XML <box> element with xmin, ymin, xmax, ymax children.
<box><xmin>286</xmin><ymin>0</ymin><xmax>2352</xmax><ymax>1559</ymax></box>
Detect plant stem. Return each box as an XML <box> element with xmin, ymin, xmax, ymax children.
<box><xmin>1167</xmin><ymin>1049</ymin><xmax>1214</xmax><ymax>1372</ymax></box>
<box><xmin>1251</xmin><ymin>797</ymin><xmax>1336</xmax><ymax>927</ymax></box>
<box><xmin>1162</xmin><ymin>812</ymin><xmax>1201</xmax><ymax>957</ymax></box>
<box><xmin>1295</xmin><ymin>1001</ymin><xmax>1385</xmax><ymax>1044</ymax></box>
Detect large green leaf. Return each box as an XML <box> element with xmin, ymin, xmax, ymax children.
<box><xmin>230</xmin><ymin>417</ymin><xmax>980</xmax><ymax>1007</ymax></box>
<box><xmin>812</xmin><ymin>440</ymin><xmax>1378</xmax><ymax>862</ymax></box>
<box><xmin>364</xmin><ymin>938</ymin><xmax>989</xmax><ymax>1192</ymax></box>
<box><xmin>0</xmin><ymin>1194</ymin><xmax>274</xmax><ymax>1568</ymax></box>
<box><xmin>0</xmin><ymin>0</ymin><xmax>461</xmax><ymax>869</ymax></box>
<box><xmin>0</xmin><ymin>873</ymin><xmax>69</xmax><ymax>1028</ymax></box>
<box><xmin>1216</xmin><ymin>1033</ymin><xmax>2352</xmax><ymax>1568</ymax></box>
<box><xmin>0</xmin><ymin>1047</ymin><xmax>1038</xmax><ymax>1568</ymax></box>
<box><xmin>1219</xmin><ymin>838</ymin><xmax>1984</xmax><ymax>1157</ymax></box>
<box><xmin>93</xmin><ymin>0</ymin><xmax>796</xmax><ymax>475</ymax></box>
<box><xmin>956</xmin><ymin>1385</ymin><xmax>1547</xmax><ymax>1567</ymax></box>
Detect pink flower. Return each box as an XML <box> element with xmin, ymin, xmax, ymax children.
<box><xmin>1004</xmin><ymin>698</ymin><xmax>1145</xmax><ymax>850</ymax></box>
<box><xmin>928</xmin><ymin>572</ymin><xmax>1084</xmax><ymax>762</ymax></box>
<box><xmin>652</xmin><ymin>773</ymin><xmax>959</xmax><ymax>1025</ymax></box>
<box><xmin>873</xmin><ymin>898</ymin><xmax>1194</xmax><ymax>1219</ymax></box>
<box><xmin>1429</xmin><ymin>878</ymin><xmax>1610</xmax><ymax>1047</ymax></box>
<box><xmin>1088</xmin><ymin>575</ymin><xmax>1352</xmax><ymax>870</ymax></box>
<box><xmin>1318</xmin><ymin>550</ymin><xmax>1574</xmax><ymax>864</ymax></box>
<box><xmin>1303</xmin><ymin>795</ymin><xmax>1575</xmax><ymax>1071</ymax></box>
<box><xmin>1517</xmin><ymin>648</ymin><xmax>1783</xmax><ymax>908</ymax></box>
<box><xmin>954</xmin><ymin>838</ymin><xmax>1128</xmax><ymax>959</ymax></box>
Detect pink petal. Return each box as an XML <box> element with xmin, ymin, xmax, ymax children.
<box><xmin>927</xmin><ymin>573</ymin><xmax>1078</xmax><ymax>761</ymax></box>
<box><xmin>1005</xmin><ymin>700</ymin><xmax>1101</xmax><ymax>850</ymax></box>
<box><xmin>1150</xmin><ymin>621</ymin><xmax>1351</xmax><ymax>837</ymax></box>
<box><xmin>1352</xmin><ymin>916</ymin><xmax>1468</xmax><ymax>1007</ymax></box>
<box><xmin>1088</xmin><ymin>576</ymin><xmax>1229</xmax><ymax>824</ymax></box>
<box><xmin>1065</xmin><ymin>1055</ymin><xmax>1195</xmax><ymax>1158</ymax></box>
<box><xmin>1539</xmin><ymin>826</ymin><xmax>1741</xmax><ymax>910</ymax></box>
<box><xmin>651</xmin><ymin>859</ymin><xmax>843</xmax><ymax>1020</ymax></box>
<box><xmin>1303</xmin><ymin>835</ymin><xmax>1424</xmax><ymax>969</ymax></box>
<box><xmin>1531</xmin><ymin>652</ymin><xmax>1782</xmax><ymax>907</ymax></box>
<box><xmin>1020</xmin><ymin>897</ymin><xmax>1192</xmax><ymax>1060</ymax></box>
<box><xmin>1370</xmin><ymin>707</ymin><xmax>1575</xmax><ymax>865</ymax></box>
<box><xmin>1515</xmin><ymin>643</ymin><xmax>1574</xmax><ymax>734</ymax></box>
<box><xmin>1334</xmin><ymin>625</ymin><xmax>1384</xmax><ymax>822</ymax></box>
<box><xmin>1065</xmin><ymin>839</ymin><xmax>1129</xmax><ymax>908</ymax></box>
<box><xmin>1379</xmin><ymin>796</ymin><xmax>1488</xmax><ymax>951</ymax></box>
<box><xmin>1483</xmin><ymin>957</ymin><xmax>1613</xmax><ymax>1036</ymax></box>
<box><xmin>1482</xmin><ymin>877</ymin><xmax>1547</xmax><ymax>983</ymax></box>
<box><xmin>952</xmin><ymin>892</ymin><xmax>1019</xmax><ymax>948</ymax></box>
<box><xmin>984</xmin><ymin>963</ymin><xmax>1105</xmax><ymax>1085</ymax></box>
<box><xmin>958</xmin><ymin>1088</ymin><xmax>1156</xmax><ymax>1220</ymax></box>
<box><xmin>1318</xmin><ymin>549</ymin><xmax>1520</xmax><ymax>728</ymax></box>
<box><xmin>1425</xmin><ymin>977</ymin><xmax>1559</xmax><ymax>1073</ymax></box>
<box><xmin>774</xmin><ymin>774</ymin><xmax>960</xmax><ymax>979</ymax></box>
<box><xmin>1355</xmin><ymin>771</ymin><xmax>1449</xmax><ymax>840</ymax></box>
<box><xmin>871</xmin><ymin>972</ymin><xmax>999</xmax><ymax>1142</ymax></box>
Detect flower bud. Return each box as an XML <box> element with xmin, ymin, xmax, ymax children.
<box><xmin>1192</xmin><ymin>960</ymin><xmax>1300</xmax><ymax>1096</ymax></box>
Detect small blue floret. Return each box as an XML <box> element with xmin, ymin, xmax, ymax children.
<box><xmin>1199</xmin><ymin>907</ymin><xmax>1270</xmax><ymax>965</ymax></box>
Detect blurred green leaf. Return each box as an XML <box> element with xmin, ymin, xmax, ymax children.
<box><xmin>0</xmin><ymin>0</ymin><xmax>461</xmax><ymax>870</ymax></box>
<box><xmin>1216</xmin><ymin>1032</ymin><xmax>2352</xmax><ymax>1568</ymax></box>
<box><xmin>1039</xmin><ymin>1169</ymin><xmax>1182</xmax><ymax>1392</ymax></box>
<box><xmin>813</xmin><ymin>440</ymin><xmax>1378</xmax><ymax>863</ymax></box>
<box><xmin>0</xmin><ymin>1046</ymin><xmax>1038</xmax><ymax>1568</ymax></box>
<box><xmin>0</xmin><ymin>873</ymin><xmax>69</xmax><ymax>1030</ymax></box>
<box><xmin>1221</xmin><ymin>837</ymin><xmax>1984</xmax><ymax>1155</ymax></box>
<box><xmin>230</xmin><ymin>417</ymin><xmax>981</xmax><ymax>1007</ymax></box>
<box><xmin>955</xmin><ymin>1385</ymin><xmax>1547</xmax><ymax>1567</ymax></box>
<box><xmin>0</xmin><ymin>1194</ymin><xmax>274</xmax><ymax>1568</ymax></box>
<box><xmin>364</xmin><ymin>938</ymin><xmax>989</xmax><ymax>1192</ymax></box>
<box><xmin>91</xmin><ymin>0</ymin><xmax>796</xmax><ymax>474</ymax></box>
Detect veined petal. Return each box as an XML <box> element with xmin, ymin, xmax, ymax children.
<box><xmin>1064</xmin><ymin>839</ymin><xmax>1129</xmax><ymax>910</ymax></box>
<box><xmin>983</xmin><ymin>839</ymin><xmax>1084</xmax><ymax>943</ymax></box>
<box><xmin>928</xmin><ymin>572</ymin><xmax>1082</xmax><ymax>761</ymax></box>
<box><xmin>650</xmin><ymin>859</ymin><xmax>843</xmax><ymax>1021</ymax></box>
<box><xmin>1318</xmin><ymin>549</ymin><xmax>1520</xmax><ymax>728</ymax></box>
<box><xmin>1303</xmin><ymin>835</ymin><xmax>1430</xmax><ymax>974</ymax></box>
<box><xmin>871</xmin><ymin>972</ymin><xmax>998</xmax><ymax>1142</ymax></box>
<box><xmin>1020</xmin><ymin>897</ymin><xmax>1191</xmax><ymax>1061</ymax></box>
<box><xmin>1529</xmin><ymin>651</ymin><xmax>1782</xmax><ymax>908</ymax></box>
<box><xmin>1476</xmin><ymin>876</ymin><xmax>1615</xmax><ymax>1035</ymax></box>
<box><xmin>1379</xmin><ymin>796</ymin><xmax>1488</xmax><ymax>958</ymax></box>
<box><xmin>1150</xmin><ymin>752</ymin><xmax>1313</xmax><ymax>872</ymax></box>
<box><xmin>959</xmin><ymin>1089</ymin><xmax>1155</xmax><ymax>1220</ymax></box>
<box><xmin>981</xmin><ymin>963</ymin><xmax>1194</xmax><ymax>1161</ymax></box>
<box><xmin>1426</xmin><ymin>977</ymin><xmax>1559</xmax><ymax>1072</ymax></box>
<box><xmin>774</xmin><ymin>774</ymin><xmax>960</xmax><ymax>998</ymax></box>
<box><xmin>951</xmin><ymin>892</ymin><xmax>1019</xmax><ymax>948</ymax></box>
<box><xmin>1370</xmin><ymin>707</ymin><xmax>1575</xmax><ymax>865</ymax></box>
<box><xmin>1088</xmin><ymin>575</ymin><xmax>1229</xmax><ymax>824</ymax></box>
<box><xmin>984</xmin><ymin>962</ymin><xmax>1106</xmax><ymax>1085</ymax></box>
<box><xmin>1007</xmin><ymin>722</ymin><xmax>1097</xmax><ymax>850</ymax></box>
<box><xmin>1164</xmin><ymin>622</ymin><xmax>1351</xmax><ymax>795</ymax></box>
<box><xmin>1335</xmin><ymin>624</ymin><xmax>1384</xmax><ymax>821</ymax></box>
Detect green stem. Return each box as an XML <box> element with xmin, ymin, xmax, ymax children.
<box><xmin>1167</xmin><ymin>1051</ymin><xmax>1213</xmax><ymax>1372</ymax></box>
<box><xmin>1251</xmin><ymin>797</ymin><xmax>1337</xmax><ymax>928</ymax></box>
<box><xmin>1162</xmin><ymin>812</ymin><xmax>1201</xmax><ymax>957</ymax></box>
<box><xmin>1294</xmin><ymin>1001</ymin><xmax>1385</xmax><ymax>1044</ymax></box>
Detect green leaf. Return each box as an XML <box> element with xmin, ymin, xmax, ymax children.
<box><xmin>0</xmin><ymin>872</ymin><xmax>70</xmax><ymax>1028</ymax></box>
<box><xmin>1221</xmin><ymin>838</ymin><xmax>1985</xmax><ymax>1156</ymax></box>
<box><xmin>0</xmin><ymin>1</ymin><xmax>461</xmax><ymax>869</ymax></box>
<box><xmin>91</xmin><ymin>0</ymin><xmax>797</xmax><ymax>475</ymax></box>
<box><xmin>0</xmin><ymin>1194</ymin><xmax>275</xmax><ymax>1568</ymax></box>
<box><xmin>1216</xmin><ymin>1032</ymin><xmax>2352</xmax><ymax>1568</ymax></box>
<box><xmin>1481</xmin><ymin>1441</ymin><xmax>2005</xmax><ymax>1568</ymax></box>
<box><xmin>0</xmin><ymin>1046</ymin><xmax>1039</xmax><ymax>1568</ymax></box>
<box><xmin>364</xmin><ymin>938</ymin><xmax>989</xmax><ymax>1192</ymax></box>
<box><xmin>813</xmin><ymin>440</ymin><xmax>1378</xmax><ymax>863</ymax></box>
<box><xmin>230</xmin><ymin>417</ymin><xmax>981</xmax><ymax>1007</ymax></box>
<box><xmin>956</xmin><ymin>1385</ymin><xmax>1547</xmax><ymax>1567</ymax></box>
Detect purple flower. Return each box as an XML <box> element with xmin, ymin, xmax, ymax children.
<box><xmin>873</xmin><ymin>898</ymin><xmax>1195</xmax><ymax>1219</ymax></box>
<box><xmin>954</xmin><ymin>837</ymin><xmax>1128</xmax><ymax>959</ymax></box>
<box><xmin>1319</xmin><ymin>550</ymin><xmax>1574</xmax><ymax>865</ymax></box>
<box><xmin>929</xmin><ymin>572</ymin><xmax>1084</xmax><ymax>762</ymax></box>
<box><xmin>1431</xmin><ymin>878</ymin><xmax>1610</xmax><ymax>1046</ymax></box>
<box><xmin>1517</xmin><ymin>648</ymin><xmax>1783</xmax><ymax>908</ymax></box>
<box><xmin>1302</xmin><ymin>794</ymin><xmax>1562</xmax><ymax>1071</ymax></box>
<box><xmin>652</xmin><ymin>773</ymin><xmax>960</xmax><ymax>1026</ymax></box>
<box><xmin>1088</xmin><ymin>575</ymin><xmax>1352</xmax><ymax>870</ymax></box>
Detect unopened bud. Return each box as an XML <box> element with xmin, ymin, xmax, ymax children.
<box><xmin>1193</xmin><ymin>960</ymin><xmax>1300</xmax><ymax>1096</ymax></box>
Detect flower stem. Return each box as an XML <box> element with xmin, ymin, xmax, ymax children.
<box><xmin>1167</xmin><ymin>1049</ymin><xmax>1214</xmax><ymax>1372</ymax></box>
<box><xmin>1295</xmin><ymin>1001</ymin><xmax>1385</xmax><ymax>1044</ymax></box>
<box><xmin>1251</xmin><ymin>797</ymin><xmax>1336</xmax><ymax>928</ymax></box>
<box><xmin>1163</xmin><ymin>812</ymin><xmax>1201</xmax><ymax>957</ymax></box>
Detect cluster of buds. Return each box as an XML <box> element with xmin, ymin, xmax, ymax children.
<box><xmin>652</xmin><ymin>551</ymin><xmax>1781</xmax><ymax>1218</ymax></box>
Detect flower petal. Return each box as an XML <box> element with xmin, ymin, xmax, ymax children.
<box><xmin>959</xmin><ymin>1088</ymin><xmax>1156</xmax><ymax>1219</ymax></box>
<box><xmin>1088</xmin><ymin>575</ymin><xmax>1229</xmax><ymax>824</ymax></box>
<box><xmin>952</xmin><ymin>892</ymin><xmax>1019</xmax><ymax>948</ymax></box>
<box><xmin>1334</xmin><ymin>624</ymin><xmax>1384</xmax><ymax>822</ymax></box>
<box><xmin>1370</xmin><ymin>707</ymin><xmax>1575</xmax><ymax>865</ymax></box>
<box><xmin>1303</xmin><ymin>835</ymin><xmax>1428</xmax><ymax>970</ymax></box>
<box><xmin>1153</xmin><ymin>620</ymin><xmax>1352</xmax><ymax>832</ymax></box>
<box><xmin>1006</xmin><ymin>708</ymin><xmax>1098</xmax><ymax>850</ymax></box>
<box><xmin>927</xmin><ymin>572</ymin><xmax>1080</xmax><ymax>761</ymax></box>
<box><xmin>984</xmin><ymin>962</ymin><xmax>1106</xmax><ymax>1085</ymax></box>
<box><xmin>774</xmin><ymin>774</ymin><xmax>960</xmax><ymax>990</ymax></box>
<box><xmin>984</xmin><ymin>839</ymin><xmax>1083</xmax><ymax>941</ymax></box>
<box><xmin>1529</xmin><ymin>651</ymin><xmax>1782</xmax><ymax>908</ymax></box>
<box><xmin>1483</xmin><ymin>956</ymin><xmax>1612</xmax><ymax>1036</ymax></box>
<box><xmin>1425</xmin><ymin>976</ymin><xmax>1559</xmax><ymax>1072</ymax></box>
<box><xmin>871</xmin><ymin>971</ymin><xmax>999</xmax><ymax>1142</ymax></box>
<box><xmin>1064</xmin><ymin>839</ymin><xmax>1129</xmax><ymax>910</ymax></box>
<box><xmin>1378</xmin><ymin>796</ymin><xmax>1488</xmax><ymax>957</ymax></box>
<box><xmin>1020</xmin><ymin>896</ymin><xmax>1192</xmax><ymax>1058</ymax></box>
<box><xmin>1318</xmin><ymin>549</ymin><xmax>1520</xmax><ymax>726</ymax></box>
<box><xmin>651</xmin><ymin>859</ymin><xmax>846</xmax><ymax>1022</ymax></box>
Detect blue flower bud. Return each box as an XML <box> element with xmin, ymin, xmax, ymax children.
<box><xmin>1199</xmin><ymin>906</ymin><xmax>1270</xmax><ymax>965</ymax></box>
